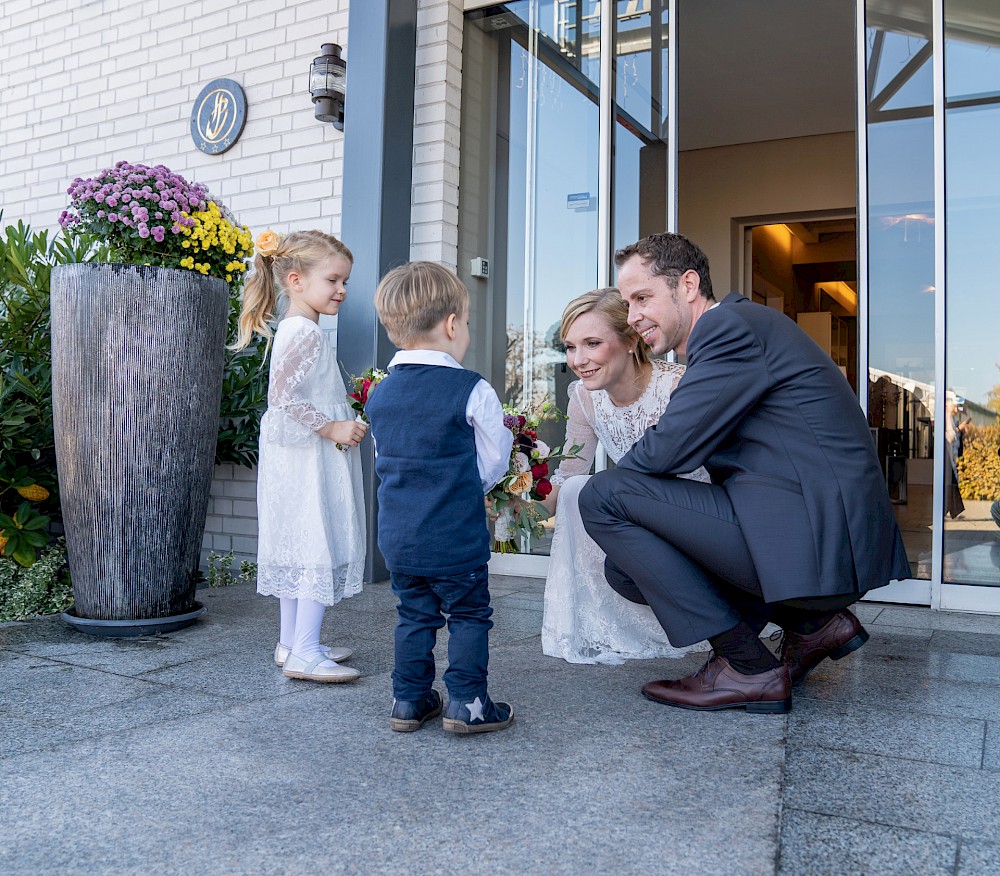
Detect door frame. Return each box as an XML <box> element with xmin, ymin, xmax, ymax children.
<box><xmin>735</xmin><ymin>209</ymin><xmax>931</xmax><ymax>607</ymax></box>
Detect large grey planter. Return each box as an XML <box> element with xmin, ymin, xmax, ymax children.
<box><xmin>50</xmin><ymin>263</ymin><xmax>229</xmax><ymax>633</ymax></box>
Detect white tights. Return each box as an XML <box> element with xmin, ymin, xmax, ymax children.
<box><xmin>279</xmin><ymin>597</ymin><xmax>331</xmax><ymax>663</ymax></box>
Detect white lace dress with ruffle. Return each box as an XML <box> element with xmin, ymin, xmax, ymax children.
<box><xmin>542</xmin><ymin>359</ymin><xmax>712</xmax><ymax>664</ymax></box>
<box><xmin>255</xmin><ymin>316</ymin><xmax>365</xmax><ymax>605</ymax></box>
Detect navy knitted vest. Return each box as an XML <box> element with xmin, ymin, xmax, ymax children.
<box><xmin>365</xmin><ymin>364</ymin><xmax>490</xmax><ymax>576</ymax></box>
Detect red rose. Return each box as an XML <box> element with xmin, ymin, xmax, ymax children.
<box><xmin>531</xmin><ymin>462</ymin><xmax>548</xmax><ymax>479</ymax></box>
<box><xmin>534</xmin><ymin>478</ymin><xmax>552</xmax><ymax>498</ymax></box>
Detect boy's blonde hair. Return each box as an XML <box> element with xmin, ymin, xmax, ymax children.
<box><xmin>232</xmin><ymin>230</ymin><xmax>353</xmax><ymax>350</ymax></box>
<box><xmin>560</xmin><ymin>287</ymin><xmax>649</xmax><ymax>366</ymax></box>
<box><xmin>374</xmin><ymin>261</ymin><xmax>469</xmax><ymax>348</ymax></box>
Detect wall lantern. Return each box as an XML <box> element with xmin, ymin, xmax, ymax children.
<box><xmin>310</xmin><ymin>43</ymin><xmax>346</xmax><ymax>130</ymax></box>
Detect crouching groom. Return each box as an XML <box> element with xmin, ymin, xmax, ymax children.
<box><xmin>579</xmin><ymin>232</ymin><xmax>910</xmax><ymax>714</ymax></box>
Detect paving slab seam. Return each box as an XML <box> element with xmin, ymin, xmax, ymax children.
<box><xmin>771</xmin><ymin>712</ymin><xmax>791</xmax><ymax>876</ymax></box>
<box><xmin>780</xmin><ymin>805</ymin><xmax>965</xmax><ymax>845</ymax></box>
<box><xmin>860</xmin><ymin>605</ymin><xmax>886</xmax><ymax>623</ymax></box>
<box><xmin>792</xmin><ymin>737</ymin><xmax>992</xmax><ymax>773</ymax></box>
<box><xmin>777</xmin><ymin>805</ymin><xmax>965</xmax><ymax>876</ymax></box>
<box><xmin>13</xmin><ymin>652</ymin><xmax>251</xmax><ymax>696</ymax></box>
<box><xmin>793</xmin><ymin>692</ymin><xmax>991</xmax><ymax>749</ymax></box>
<box><xmin>795</xmin><ymin>686</ymin><xmax>1000</xmax><ymax>727</ymax></box>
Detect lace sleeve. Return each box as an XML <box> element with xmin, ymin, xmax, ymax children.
<box><xmin>551</xmin><ymin>381</ymin><xmax>599</xmax><ymax>485</ymax></box>
<box><xmin>267</xmin><ymin>325</ymin><xmax>333</xmax><ymax>432</ymax></box>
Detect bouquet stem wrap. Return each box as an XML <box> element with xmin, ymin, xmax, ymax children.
<box><xmin>492</xmin><ymin>506</ymin><xmax>519</xmax><ymax>554</ymax></box>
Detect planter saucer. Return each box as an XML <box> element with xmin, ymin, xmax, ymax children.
<box><xmin>61</xmin><ymin>602</ymin><xmax>207</xmax><ymax>638</ymax></box>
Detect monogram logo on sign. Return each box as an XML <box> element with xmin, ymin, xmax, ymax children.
<box><xmin>190</xmin><ymin>79</ymin><xmax>247</xmax><ymax>155</ymax></box>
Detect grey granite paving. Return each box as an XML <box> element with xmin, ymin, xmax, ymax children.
<box><xmin>4</xmin><ymin>581</ymin><xmax>1000</xmax><ymax>874</ymax></box>
<box><xmin>957</xmin><ymin>841</ymin><xmax>1000</xmax><ymax>874</ymax></box>
<box><xmin>787</xmin><ymin>696</ymin><xmax>986</xmax><ymax>768</ymax></box>
<box><xmin>777</xmin><ymin>809</ymin><xmax>959</xmax><ymax>876</ymax></box>
<box><xmin>783</xmin><ymin>746</ymin><xmax>1000</xmax><ymax>841</ymax></box>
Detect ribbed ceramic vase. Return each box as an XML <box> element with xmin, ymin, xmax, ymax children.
<box><xmin>50</xmin><ymin>263</ymin><xmax>228</xmax><ymax>632</ymax></box>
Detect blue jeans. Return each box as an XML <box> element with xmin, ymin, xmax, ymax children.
<box><xmin>390</xmin><ymin>563</ymin><xmax>493</xmax><ymax>702</ymax></box>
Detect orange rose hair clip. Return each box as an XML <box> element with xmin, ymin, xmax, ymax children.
<box><xmin>255</xmin><ymin>229</ymin><xmax>282</xmax><ymax>259</ymax></box>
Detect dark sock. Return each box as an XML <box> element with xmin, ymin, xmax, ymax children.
<box><xmin>709</xmin><ymin>621</ymin><xmax>781</xmax><ymax>675</ymax></box>
<box><xmin>773</xmin><ymin>606</ymin><xmax>839</xmax><ymax>636</ymax></box>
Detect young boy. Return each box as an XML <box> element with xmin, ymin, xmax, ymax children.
<box><xmin>366</xmin><ymin>261</ymin><xmax>515</xmax><ymax>734</ymax></box>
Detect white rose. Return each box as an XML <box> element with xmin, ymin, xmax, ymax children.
<box><xmin>515</xmin><ymin>452</ymin><xmax>531</xmax><ymax>473</ymax></box>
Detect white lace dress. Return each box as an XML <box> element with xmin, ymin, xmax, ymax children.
<box><xmin>255</xmin><ymin>316</ymin><xmax>365</xmax><ymax>605</ymax></box>
<box><xmin>542</xmin><ymin>359</ymin><xmax>712</xmax><ymax>664</ymax></box>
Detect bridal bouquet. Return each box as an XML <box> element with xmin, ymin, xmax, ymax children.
<box><xmin>487</xmin><ymin>402</ymin><xmax>581</xmax><ymax>553</ymax></box>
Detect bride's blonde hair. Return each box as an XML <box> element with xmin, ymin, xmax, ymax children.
<box><xmin>559</xmin><ymin>287</ymin><xmax>649</xmax><ymax>367</ymax></box>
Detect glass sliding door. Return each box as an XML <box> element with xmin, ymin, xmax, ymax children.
<box><xmin>465</xmin><ymin>2</ymin><xmax>603</xmax><ymax>559</ymax></box>
<box><xmin>462</xmin><ymin>1</ymin><xmax>673</xmax><ymax>561</ymax></box>
<box><xmin>941</xmin><ymin>5</ymin><xmax>1000</xmax><ymax>594</ymax></box>
<box><xmin>863</xmin><ymin>0</ymin><xmax>937</xmax><ymax>590</ymax></box>
<box><xmin>612</xmin><ymin>0</ymin><xmax>673</xmax><ymax>251</ymax></box>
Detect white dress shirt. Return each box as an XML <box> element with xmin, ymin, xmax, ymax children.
<box><xmin>384</xmin><ymin>350</ymin><xmax>513</xmax><ymax>493</ymax></box>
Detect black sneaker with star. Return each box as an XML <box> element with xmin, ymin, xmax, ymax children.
<box><xmin>442</xmin><ymin>693</ymin><xmax>513</xmax><ymax>734</ymax></box>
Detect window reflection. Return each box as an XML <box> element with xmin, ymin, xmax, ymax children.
<box><xmin>866</xmin><ymin>1</ymin><xmax>936</xmax><ymax>580</ymax></box>
<box><xmin>943</xmin><ymin>18</ymin><xmax>1000</xmax><ymax>586</ymax></box>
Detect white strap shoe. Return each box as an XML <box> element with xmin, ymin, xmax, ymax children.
<box><xmin>282</xmin><ymin>652</ymin><xmax>361</xmax><ymax>683</ymax></box>
<box><xmin>273</xmin><ymin>642</ymin><xmax>353</xmax><ymax>667</ymax></box>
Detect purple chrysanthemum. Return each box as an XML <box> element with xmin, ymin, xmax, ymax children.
<box><xmin>58</xmin><ymin>160</ymin><xmax>249</xmax><ymax>283</ymax></box>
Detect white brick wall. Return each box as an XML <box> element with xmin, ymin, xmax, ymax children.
<box><xmin>0</xmin><ymin>0</ymin><xmax>350</xmax><ymax>237</ymax></box>
<box><xmin>202</xmin><ymin>464</ymin><xmax>260</xmax><ymax>565</ymax></box>
<box><xmin>0</xmin><ymin>0</ymin><xmax>460</xmax><ymax>568</ymax></box>
<box><xmin>410</xmin><ymin>0</ymin><xmax>464</xmax><ymax>269</ymax></box>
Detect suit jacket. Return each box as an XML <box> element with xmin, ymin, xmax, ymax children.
<box><xmin>618</xmin><ymin>292</ymin><xmax>911</xmax><ymax>603</ymax></box>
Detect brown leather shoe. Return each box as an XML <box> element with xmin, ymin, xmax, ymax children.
<box><xmin>641</xmin><ymin>655</ymin><xmax>791</xmax><ymax>714</ymax></box>
<box><xmin>779</xmin><ymin>609</ymin><xmax>869</xmax><ymax>684</ymax></box>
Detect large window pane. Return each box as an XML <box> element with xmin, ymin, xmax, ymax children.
<box><xmin>465</xmin><ymin>2</ymin><xmax>602</xmax><ymax>555</ymax></box>
<box><xmin>613</xmin><ymin>0</ymin><xmax>670</xmax><ymax>252</ymax></box>
<box><xmin>866</xmin><ymin>2</ymin><xmax>936</xmax><ymax>580</ymax></box>
<box><xmin>943</xmin><ymin>10</ymin><xmax>1000</xmax><ymax>586</ymax></box>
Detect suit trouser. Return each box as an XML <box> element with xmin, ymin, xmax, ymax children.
<box><xmin>579</xmin><ymin>468</ymin><xmax>777</xmax><ymax>648</ymax></box>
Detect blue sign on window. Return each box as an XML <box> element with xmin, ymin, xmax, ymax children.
<box><xmin>567</xmin><ymin>192</ymin><xmax>592</xmax><ymax>210</ymax></box>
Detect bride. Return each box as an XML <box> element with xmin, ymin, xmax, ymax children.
<box><xmin>541</xmin><ymin>288</ymin><xmax>711</xmax><ymax>664</ymax></box>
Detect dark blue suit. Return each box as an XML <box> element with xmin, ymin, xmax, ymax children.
<box><xmin>579</xmin><ymin>293</ymin><xmax>911</xmax><ymax>647</ymax></box>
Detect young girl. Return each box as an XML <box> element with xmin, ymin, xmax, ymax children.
<box><xmin>234</xmin><ymin>229</ymin><xmax>367</xmax><ymax>683</ymax></box>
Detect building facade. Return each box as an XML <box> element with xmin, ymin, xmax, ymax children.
<box><xmin>2</xmin><ymin>0</ymin><xmax>998</xmax><ymax>613</ymax></box>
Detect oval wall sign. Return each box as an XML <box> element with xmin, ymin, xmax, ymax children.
<box><xmin>190</xmin><ymin>79</ymin><xmax>248</xmax><ymax>155</ymax></box>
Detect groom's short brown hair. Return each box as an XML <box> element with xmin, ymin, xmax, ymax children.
<box><xmin>615</xmin><ymin>232</ymin><xmax>714</xmax><ymax>300</ymax></box>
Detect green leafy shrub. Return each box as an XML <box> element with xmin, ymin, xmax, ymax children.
<box><xmin>958</xmin><ymin>424</ymin><xmax>1000</xmax><ymax>501</ymax></box>
<box><xmin>217</xmin><ymin>296</ymin><xmax>268</xmax><ymax>468</ymax></box>
<box><xmin>0</xmin><ymin>219</ymin><xmax>94</xmax><ymax>565</ymax></box>
<box><xmin>0</xmin><ymin>538</ymin><xmax>72</xmax><ymax>621</ymax></box>
<box><xmin>205</xmin><ymin>550</ymin><xmax>257</xmax><ymax>587</ymax></box>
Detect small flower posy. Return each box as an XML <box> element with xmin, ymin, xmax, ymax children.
<box><xmin>59</xmin><ymin>161</ymin><xmax>253</xmax><ymax>285</ymax></box>
<box><xmin>346</xmin><ymin>367</ymin><xmax>388</xmax><ymax>424</ymax></box>
<box><xmin>335</xmin><ymin>366</ymin><xmax>387</xmax><ymax>451</ymax></box>
<box><xmin>487</xmin><ymin>402</ymin><xmax>581</xmax><ymax>554</ymax></box>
